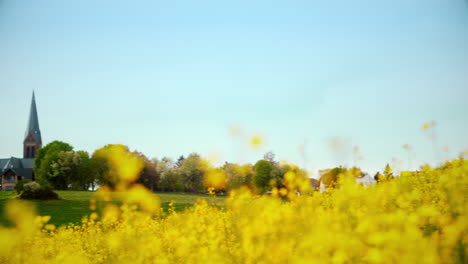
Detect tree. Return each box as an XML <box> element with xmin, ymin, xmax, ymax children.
<box><xmin>135</xmin><ymin>152</ymin><xmax>159</xmax><ymax>191</ymax></box>
<box><xmin>46</xmin><ymin>150</ymin><xmax>95</xmax><ymax>190</ymax></box>
<box><xmin>319</xmin><ymin>166</ymin><xmax>365</xmax><ymax>189</ymax></box>
<box><xmin>319</xmin><ymin>167</ymin><xmax>345</xmax><ymax>189</ymax></box>
<box><xmin>156</xmin><ymin>157</ymin><xmax>183</xmax><ymax>192</ymax></box>
<box><xmin>50</xmin><ymin>151</ymin><xmax>80</xmax><ymax>190</ymax></box>
<box><xmin>75</xmin><ymin>151</ymin><xmax>97</xmax><ymax>190</ymax></box>
<box><xmin>91</xmin><ymin>146</ymin><xmax>112</xmax><ymax>187</ymax></box>
<box><xmin>223</xmin><ymin>162</ymin><xmax>253</xmax><ymax>191</ymax></box>
<box><xmin>270</xmin><ymin>163</ymin><xmax>289</xmax><ymax>188</ymax></box>
<box><xmin>374</xmin><ymin>172</ymin><xmax>382</xmax><ymax>182</ymax></box>
<box><xmin>374</xmin><ymin>164</ymin><xmax>394</xmax><ymax>182</ymax></box>
<box><xmin>383</xmin><ymin>164</ymin><xmax>394</xmax><ymax>179</ymax></box>
<box><xmin>253</xmin><ymin>160</ymin><xmax>273</xmax><ymax>193</ymax></box>
<box><xmin>34</xmin><ymin>141</ymin><xmax>73</xmax><ymax>189</ymax></box>
<box><xmin>176</xmin><ymin>155</ymin><xmax>185</xmax><ymax>167</ymax></box>
<box><xmin>92</xmin><ymin>144</ymin><xmax>122</xmax><ymax>188</ymax></box>
<box><xmin>179</xmin><ymin>153</ymin><xmax>204</xmax><ymax>192</ymax></box>
<box><xmin>92</xmin><ymin>144</ymin><xmax>145</xmax><ymax>188</ymax></box>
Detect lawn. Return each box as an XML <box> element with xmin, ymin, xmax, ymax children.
<box><xmin>0</xmin><ymin>190</ymin><xmax>225</xmax><ymax>227</ymax></box>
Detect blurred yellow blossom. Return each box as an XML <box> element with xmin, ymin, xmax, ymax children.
<box><xmin>249</xmin><ymin>134</ymin><xmax>264</xmax><ymax>149</ymax></box>
<box><xmin>227</xmin><ymin>124</ymin><xmax>242</xmax><ymax>137</ymax></box>
<box><xmin>0</xmin><ymin>158</ymin><xmax>466</xmax><ymax>264</ymax></box>
<box><xmin>204</xmin><ymin>167</ymin><xmax>227</xmax><ymax>191</ymax></box>
<box><xmin>421</xmin><ymin>120</ymin><xmax>436</xmax><ymax>131</ymax></box>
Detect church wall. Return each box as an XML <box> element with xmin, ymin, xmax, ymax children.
<box><xmin>1</xmin><ymin>171</ymin><xmax>18</xmax><ymax>191</ymax></box>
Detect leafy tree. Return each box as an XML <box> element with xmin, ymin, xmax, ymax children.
<box><xmin>319</xmin><ymin>166</ymin><xmax>365</xmax><ymax>188</ymax></box>
<box><xmin>156</xmin><ymin>157</ymin><xmax>175</xmax><ymax>174</ymax></box>
<box><xmin>253</xmin><ymin>160</ymin><xmax>273</xmax><ymax>193</ymax></box>
<box><xmin>270</xmin><ymin>163</ymin><xmax>289</xmax><ymax>188</ymax></box>
<box><xmin>135</xmin><ymin>152</ymin><xmax>159</xmax><ymax>191</ymax></box>
<box><xmin>50</xmin><ymin>151</ymin><xmax>80</xmax><ymax>190</ymax></box>
<box><xmin>91</xmin><ymin>144</ymin><xmax>144</xmax><ymax>188</ymax></box>
<box><xmin>34</xmin><ymin>141</ymin><xmax>73</xmax><ymax>189</ymax></box>
<box><xmin>383</xmin><ymin>164</ymin><xmax>394</xmax><ymax>180</ymax></box>
<box><xmin>319</xmin><ymin>167</ymin><xmax>345</xmax><ymax>189</ymax></box>
<box><xmin>156</xmin><ymin>157</ymin><xmax>183</xmax><ymax>192</ymax></box>
<box><xmin>47</xmin><ymin>150</ymin><xmax>95</xmax><ymax>190</ymax></box>
<box><xmin>179</xmin><ymin>153</ymin><xmax>204</xmax><ymax>192</ymax></box>
<box><xmin>160</xmin><ymin>170</ymin><xmax>184</xmax><ymax>192</ymax></box>
<box><xmin>374</xmin><ymin>172</ymin><xmax>382</xmax><ymax>182</ymax></box>
<box><xmin>349</xmin><ymin>166</ymin><xmax>365</xmax><ymax>178</ymax></box>
<box><xmin>176</xmin><ymin>155</ymin><xmax>185</xmax><ymax>167</ymax></box>
<box><xmin>223</xmin><ymin>162</ymin><xmax>253</xmax><ymax>191</ymax></box>
<box><xmin>374</xmin><ymin>164</ymin><xmax>394</xmax><ymax>183</ymax></box>
<box><xmin>91</xmin><ymin>144</ymin><xmax>120</xmax><ymax>188</ymax></box>
<box><xmin>75</xmin><ymin>151</ymin><xmax>97</xmax><ymax>190</ymax></box>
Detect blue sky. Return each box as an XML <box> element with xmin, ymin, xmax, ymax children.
<box><xmin>1</xmin><ymin>0</ymin><xmax>467</xmax><ymax>176</ymax></box>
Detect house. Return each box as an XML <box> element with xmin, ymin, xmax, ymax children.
<box><xmin>0</xmin><ymin>92</ymin><xmax>42</xmax><ymax>191</ymax></box>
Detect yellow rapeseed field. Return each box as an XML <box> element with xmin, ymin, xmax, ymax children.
<box><xmin>0</xmin><ymin>145</ymin><xmax>466</xmax><ymax>263</ymax></box>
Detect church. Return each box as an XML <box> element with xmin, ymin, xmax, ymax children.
<box><xmin>0</xmin><ymin>92</ymin><xmax>42</xmax><ymax>191</ymax></box>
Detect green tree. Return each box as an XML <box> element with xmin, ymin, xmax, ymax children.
<box><xmin>270</xmin><ymin>163</ymin><xmax>289</xmax><ymax>188</ymax></box>
<box><xmin>319</xmin><ymin>166</ymin><xmax>364</xmax><ymax>189</ymax></box>
<box><xmin>135</xmin><ymin>153</ymin><xmax>159</xmax><ymax>191</ymax></box>
<box><xmin>176</xmin><ymin>155</ymin><xmax>185</xmax><ymax>167</ymax></box>
<box><xmin>319</xmin><ymin>167</ymin><xmax>345</xmax><ymax>189</ymax></box>
<box><xmin>374</xmin><ymin>172</ymin><xmax>382</xmax><ymax>182</ymax></box>
<box><xmin>92</xmin><ymin>144</ymin><xmax>143</xmax><ymax>188</ymax></box>
<box><xmin>383</xmin><ymin>164</ymin><xmax>393</xmax><ymax>178</ymax></box>
<box><xmin>50</xmin><ymin>151</ymin><xmax>80</xmax><ymax>190</ymax></box>
<box><xmin>90</xmin><ymin>147</ymin><xmax>112</xmax><ymax>187</ymax></box>
<box><xmin>253</xmin><ymin>160</ymin><xmax>273</xmax><ymax>193</ymax></box>
<box><xmin>156</xmin><ymin>157</ymin><xmax>183</xmax><ymax>192</ymax></box>
<box><xmin>179</xmin><ymin>153</ymin><xmax>204</xmax><ymax>192</ymax></box>
<box><xmin>76</xmin><ymin>150</ymin><xmax>97</xmax><ymax>190</ymax></box>
<box><xmin>223</xmin><ymin>162</ymin><xmax>253</xmax><ymax>191</ymax></box>
<box><xmin>48</xmin><ymin>150</ymin><xmax>95</xmax><ymax>190</ymax></box>
<box><xmin>160</xmin><ymin>170</ymin><xmax>183</xmax><ymax>192</ymax></box>
<box><xmin>378</xmin><ymin>164</ymin><xmax>394</xmax><ymax>182</ymax></box>
<box><xmin>34</xmin><ymin>141</ymin><xmax>73</xmax><ymax>189</ymax></box>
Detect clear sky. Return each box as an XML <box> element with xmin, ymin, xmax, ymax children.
<box><xmin>1</xmin><ymin>0</ymin><xmax>467</xmax><ymax>176</ymax></box>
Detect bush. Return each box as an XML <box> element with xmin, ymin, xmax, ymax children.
<box><xmin>19</xmin><ymin>181</ymin><xmax>59</xmax><ymax>200</ymax></box>
<box><xmin>15</xmin><ymin>179</ymin><xmax>30</xmax><ymax>194</ymax></box>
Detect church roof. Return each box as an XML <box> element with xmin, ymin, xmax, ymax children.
<box><xmin>1</xmin><ymin>157</ymin><xmax>23</xmax><ymax>170</ymax></box>
<box><xmin>0</xmin><ymin>157</ymin><xmax>34</xmax><ymax>180</ymax></box>
<box><xmin>25</xmin><ymin>91</ymin><xmax>42</xmax><ymax>144</ymax></box>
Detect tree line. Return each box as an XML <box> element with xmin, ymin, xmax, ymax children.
<box><xmin>32</xmin><ymin>141</ymin><xmax>309</xmax><ymax>194</ymax></box>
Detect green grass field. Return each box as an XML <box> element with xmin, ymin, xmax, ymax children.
<box><xmin>0</xmin><ymin>191</ymin><xmax>225</xmax><ymax>227</ymax></box>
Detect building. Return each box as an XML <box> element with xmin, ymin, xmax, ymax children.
<box><xmin>0</xmin><ymin>92</ymin><xmax>42</xmax><ymax>191</ymax></box>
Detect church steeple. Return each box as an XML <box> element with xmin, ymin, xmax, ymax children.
<box><xmin>23</xmin><ymin>91</ymin><xmax>42</xmax><ymax>158</ymax></box>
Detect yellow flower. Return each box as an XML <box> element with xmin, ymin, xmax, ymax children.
<box><xmin>249</xmin><ymin>134</ymin><xmax>264</xmax><ymax>149</ymax></box>
<box><xmin>421</xmin><ymin>120</ymin><xmax>436</xmax><ymax>131</ymax></box>
<box><xmin>204</xmin><ymin>168</ymin><xmax>227</xmax><ymax>190</ymax></box>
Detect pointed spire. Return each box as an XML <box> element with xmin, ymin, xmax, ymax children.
<box><xmin>25</xmin><ymin>91</ymin><xmax>42</xmax><ymax>144</ymax></box>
